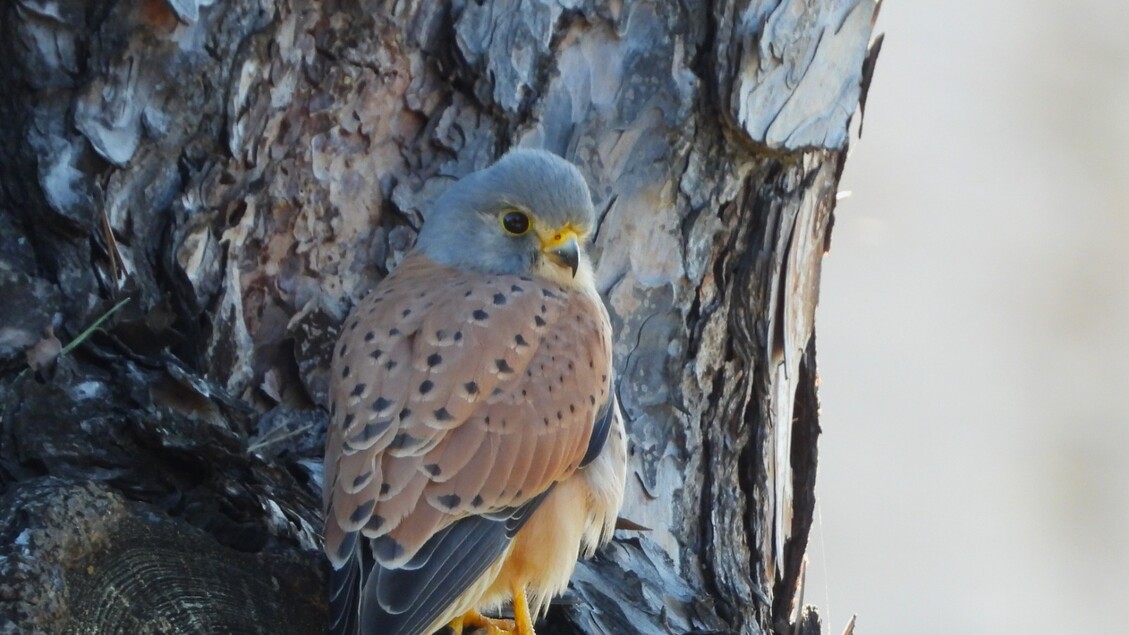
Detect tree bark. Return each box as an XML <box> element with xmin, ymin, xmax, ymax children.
<box><xmin>0</xmin><ymin>1</ymin><xmax>880</xmax><ymax>633</ymax></box>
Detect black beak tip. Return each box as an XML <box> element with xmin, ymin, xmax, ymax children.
<box><xmin>548</xmin><ymin>240</ymin><xmax>581</xmax><ymax>278</ymax></box>
<box><xmin>563</xmin><ymin>248</ymin><xmax>579</xmax><ymax>278</ymax></box>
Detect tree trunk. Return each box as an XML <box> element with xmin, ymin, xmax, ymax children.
<box><xmin>0</xmin><ymin>1</ymin><xmax>880</xmax><ymax>633</ymax></box>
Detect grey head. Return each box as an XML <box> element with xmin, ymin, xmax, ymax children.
<box><xmin>414</xmin><ymin>149</ymin><xmax>596</xmax><ymax>281</ymax></box>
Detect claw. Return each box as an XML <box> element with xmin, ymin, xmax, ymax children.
<box><xmin>510</xmin><ymin>584</ymin><xmax>535</xmax><ymax>635</ymax></box>
<box><xmin>449</xmin><ymin>610</ymin><xmax>516</xmax><ymax>635</ymax></box>
<box><xmin>448</xmin><ymin>585</ymin><xmax>537</xmax><ymax>635</ymax></box>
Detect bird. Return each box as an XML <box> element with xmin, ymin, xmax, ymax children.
<box><xmin>322</xmin><ymin>149</ymin><xmax>627</xmax><ymax>635</ymax></box>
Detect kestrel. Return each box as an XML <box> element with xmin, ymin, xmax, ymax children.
<box><xmin>323</xmin><ymin>149</ymin><xmax>627</xmax><ymax>635</ymax></box>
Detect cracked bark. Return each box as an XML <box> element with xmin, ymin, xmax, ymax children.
<box><xmin>0</xmin><ymin>1</ymin><xmax>881</xmax><ymax>634</ymax></box>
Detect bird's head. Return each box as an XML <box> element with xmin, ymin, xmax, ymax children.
<box><xmin>415</xmin><ymin>149</ymin><xmax>597</xmax><ymax>290</ymax></box>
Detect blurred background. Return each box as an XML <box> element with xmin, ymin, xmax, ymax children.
<box><xmin>808</xmin><ymin>1</ymin><xmax>1129</xmax><ymax>633</ymax></box>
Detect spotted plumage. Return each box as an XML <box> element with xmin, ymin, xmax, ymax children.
<box><xmin>323</xmin><ymin>149</ymin><xmax>627</xmax><ymax>635</ymax></box>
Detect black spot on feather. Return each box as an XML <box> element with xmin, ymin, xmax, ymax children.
<box><xmin>373</xmin><ymin>537</ymin><xmax>403</xmax><ymax>561</ymax></box>
<box><xmin>347</xmin><ymin>421</ymin><xmax>391</xmax><ymax>444</ymax></box>
<box><xmin>350</xmin><ymin>500</ymin><xmax>375</xmax><ymax>525</ymax></box>
<box><xmin>352</xmin><ymin>472</ymin><xmax>372</xmax><ymax>489</ymax></box>
<box><xmin>390</xmin><ymin>432</ymin><xmax>419</xmax><ymax>450</ymax></box>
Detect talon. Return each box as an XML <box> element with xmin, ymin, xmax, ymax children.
<box><xmin>451</xmin><ymin>610</ymin><xmax>517</xmax><ymax>635</ymax></box>
<box><xmin>510</xmin><ymin>583</ymin><xmax>536</xmax><ymax>635</ymax></box>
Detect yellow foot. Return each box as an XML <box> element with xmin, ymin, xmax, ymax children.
<box><xmin>448</xmin><ymin>609</ymin><xmax>516</xmax><ymax>635</ymax></box>
<box><xmin>510</xmin><ymin>583</ymin><xmax>536</xmax><ymax>635</ymax></box>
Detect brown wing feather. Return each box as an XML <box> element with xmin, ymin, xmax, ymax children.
<box><xmin>324</xmin><ymin>253</ymin><xmax>612</xmax><ymax>570</ymax></box>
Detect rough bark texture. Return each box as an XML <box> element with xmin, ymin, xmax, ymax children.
<box><xmin>0</xmin><ymin>1</ymin><xmax>880</xmax><ymax>633</ymax></box>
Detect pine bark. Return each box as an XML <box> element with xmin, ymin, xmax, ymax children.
<box><xmin>0</xmin><ymin>1</ymin><xmax>880</xmax><ymax>633</ymax></box>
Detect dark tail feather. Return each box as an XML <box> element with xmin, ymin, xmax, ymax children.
<box><xmin>330</xmin><ymin>542</ymin><xmax>363</xmax><ymax>635</ymax></box>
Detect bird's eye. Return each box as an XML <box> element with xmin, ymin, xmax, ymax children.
<box><xmin>501</xmin><ymin>211</ymin><xmax>531</xmax><ymax>235</ymax></box>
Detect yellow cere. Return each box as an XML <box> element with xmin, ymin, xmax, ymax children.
<box><xmin>536</xmin><ymin>225</ymin><xmax>584</xmax><ymax>250</ymax></box>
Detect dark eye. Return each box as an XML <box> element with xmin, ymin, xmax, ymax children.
<box><xmin>501</xmin><ymin>210</ymin><xmax>531</xmax><ymax>235</ymax></box>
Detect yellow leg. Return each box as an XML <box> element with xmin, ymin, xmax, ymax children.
<box><xmin>510</xmin><ymin>583</ymin><xmax>536</xmax><ymax>635</ymax></box>
<box><xmin>448</xmin><ymin>610</ymin><xmax>516</xmax><ymax>635</ymax></box>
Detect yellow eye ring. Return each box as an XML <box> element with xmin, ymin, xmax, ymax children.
<box><xmin>501</xmin><ymin>210</ymin><xmax>531</xmax><ymax>235</ymax></box>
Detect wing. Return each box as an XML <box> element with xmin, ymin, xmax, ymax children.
<box><xmin>324</xmin><ymin>253</ymin><xmax>613</xmax><ymax>634</ymax></box>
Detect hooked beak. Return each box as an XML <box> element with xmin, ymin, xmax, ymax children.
<box><xmin>540</xmin><ymin>230</ymin><xmax>580</xmax><ymax>278</ymax></box>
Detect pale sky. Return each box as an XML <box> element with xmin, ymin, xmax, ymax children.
<box><xmin>809</xmin><ymin>1</ymin><xmax>1129</xmax><ymax>633</ymax></box>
